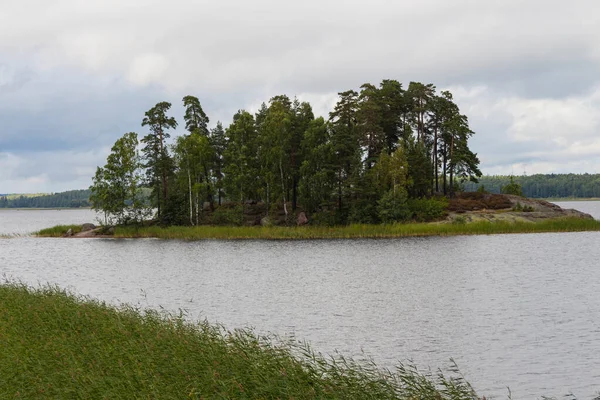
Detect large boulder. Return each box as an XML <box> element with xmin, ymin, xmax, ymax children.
<box><xmin>260</xmin><ymin>216</ymin><xmax>272</xmax><ymax>226</ymax></box>
<box><xmin>297</xmin><ymin>212</ymin><xmax>308</xmax><ymax>226</ymax></box>
<box><xmin>81</xmin><ymin>223</ymin><xmax>96</xmax><ymax>232</ymax></box>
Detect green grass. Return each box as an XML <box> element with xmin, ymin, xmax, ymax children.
<box><xmin>36</xmin><ymin>224</ymin><xmax>82</xmax><ymax>237</ymax></box>
<box><xmin>0</xmin><ymin>283</ymin><xmax>483</xmax><ymax>399</ymax></box>
<box><xmin>103</xmin><ymin>217</ymin><xmax>600</xmax><ymax>240</ymax></box>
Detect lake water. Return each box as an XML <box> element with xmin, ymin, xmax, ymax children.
<box><xmin>1</xmin><ymin>203</ymin><xmax>600</xmax><ymax>398</ymax></box>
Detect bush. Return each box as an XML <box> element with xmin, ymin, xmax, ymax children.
<box><xmin>377</xmin><ymin>188</ymin><xmax>412</xmax><ymax>223</ymax></box>
<box><xmin>210</xmin><ymin>205</ymin><xmax>244</xmax><ymax>226</ymax></box>
<box><xmin>309</xmin><ymin>210</ymin><xmax>337</xmax><ymax>226</ymax></box>
<box><xmin>349</xmin><ymin>200</ymin><xmax>379</xmax><ymax>224</ymax></box>
<box><xmin>408</xmin><ymin>197</ymin><xmax>449</xmax><ymax>222</ymax></box>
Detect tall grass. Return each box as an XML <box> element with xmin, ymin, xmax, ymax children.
<box><xmin>36</xmin><ymin>224</ymin><xmax>82</xmax><ymax>237</ymax></box>
<box><xmin>105</xmin><ymin>217</ymin><xmax>600</xmax><ymax>240</ymax></box>
<box><xmin>0</xmin><ymin>282</ymin><xmax>485</xmax><ymax>399</ymax></box>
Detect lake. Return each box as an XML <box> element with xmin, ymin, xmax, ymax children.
<box><xmin>1</xmin><ymin>203</ymin><xmax>599</xmax><ymax>398</ymax></box>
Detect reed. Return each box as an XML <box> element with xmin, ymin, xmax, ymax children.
<box><xmin>36</xmin><ymin>224</ymin><xmax>82</xmax><ymax>237</ymax></box>
<box><xmin>0</xmin><ymin>282</ymin><xmax>484</xmax><ymax>399</ymax></box>
<box><xmin>106</xmin><ymin>217</ymin><xmax>600</xmax><ymax>240</ymax></box>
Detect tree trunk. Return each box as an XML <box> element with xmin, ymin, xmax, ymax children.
<box><xmin>279</xmin><ymin>158</ymin><xmax>288</xmax><ymax>219</ymax></box>
<box><xmin>188</xmin><ymin>167</ymin><xmax>193</xmax><ymax>225</ymax></box>
<box><xmin>443</xmin><ymin>143</ymin><xmax>447</xmax><ymax>195</ymax></box>
<box><xmin>449</xmin><ymin>134</ymin><xmax>455</xmax><ymax>197</ymax></box>
<box><xmin>433</xmin><ymin>127</ymin><xmax>439</xmax><ymax>193</ymax></box>
<box><xmin>292</xmin><ymin>176</ymin><xmax>298</xmax><ymax>211</ymax></box>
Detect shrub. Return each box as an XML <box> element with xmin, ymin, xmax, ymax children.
<box><xmin>309</xmin><ymin>210</ymin><xmax>337</xmax><ymax>226</ymax></box>
<box><xmin>377</xmin><ymin>188</ymin><xmax>412</xmax><ymax>223</ymax></box>
<box><xmin>210</xmin><ymin>205</ymin><xmax>244</xmax><ymax>226</ymax></box>
<box><xmin>349</xmin><ymin>200</ymin><xmax>379</xmax><ymax>224</ymax></box>
<box><xmin>408</xmin><ymin>197</ymin><xmax>449</xmax><ymax>222</ymax></box>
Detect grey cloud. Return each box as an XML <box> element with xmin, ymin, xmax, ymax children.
<box><xmin>2</xmin><ymin>0</ymin><xmax>600</xmax><ymax>191</ymax></box>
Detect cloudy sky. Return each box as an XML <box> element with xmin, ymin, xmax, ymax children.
<box><xmin>1</xmin><ymin>0</ymin><xmax>599</xmax><ymax>193</ymax></box>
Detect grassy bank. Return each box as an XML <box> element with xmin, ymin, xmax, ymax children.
<box><xmin>37</xmin><ymin>224</ymin><xmax>83</xmax><ymax>237</ymax></box>
<box><xmin>0</xmin><ymin>283</ymin><xmax>481</xmax><ymax>399</ymax></box>
<box><xmin>36</xmin><ymin>217</ymin><xmax>600</xmax><ymax>239</ymax></box>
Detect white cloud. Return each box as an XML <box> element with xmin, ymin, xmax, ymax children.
<box><xmin>2</xmin><ymin>0</ymin><xmax>600</xmax><ymax>191</ymax></box>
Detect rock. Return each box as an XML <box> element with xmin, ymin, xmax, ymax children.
<box><xmin>106</xmin><ymin>226</ymin><xmax>115</xmax><ymax>235</ymax></box>
<box><xmin>260</xmin><ymin>216</ymin><xmax>272</xmax><ymax>226</ymax></box>
<box><xmin>297</xmin><ymin>212</ymin><xmax>308</xmax><ymax>226</ymax></box>
<box><xmin>64</xmin><ymin>228</ymin><xmax>73</xmax><ymax>237</ymax></box>
<box><xmin>81</xmin><ymin>223</ymin><xmax>96</xmax><ymax>232</ymax></box>
<box><xmin>203</xmin><ymin>202</ymin><xmax>211</xmax><ymax>211</ymax></box>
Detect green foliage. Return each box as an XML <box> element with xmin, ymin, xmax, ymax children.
<box><xmin>501</xmin><ymin>176</ymin><xmax>524</xmax><ymax>196</ymax></box>
<box><xmin>0</xmin><ymin>283</ymin><xmax>490</xmax><ymax>399</ymax></box>
<box><xmin>107</xmin><ymin>217</ymin><xmax>600</xmax><ymax>239</ymax></box>
<box><xmin>408</xmin><ymin>197</ymin><xmax>449</xmax><ymax>222</ymax></box>
<box><xmin>210</xmin><ymin>204</ymin><xmax>244</xmax><ymax>226</ymax></box>
<box><xmin>90</xmin><ymin>79</ymin><xmax>483</xmax><ymax>226</ymax></box>
<box><xmin>377</xmin><ymin>187</ymin><xmax>412</xmax><ymax>223</ymax></box>
<box><xmin>512</xmin><ymin>202</ymin><xmax>534</xmax><ymax>212</ymax></box>
<box><xmin>36</xmin><ymin>225</ymin><xmax>82</xmax><ymax>237</ymax></box>
<box><xmin>348</xmin><ymin>199</ymin><xmax>379</xmax><ymax>224</ymax></box>
<box><xmin>452</xmin><ymin>216</ymin><xmax>467</xmax><ymax>225</ymax></box>
<box><xmin>463</xmin><ymin>173</ymin><xmax>600</xmax><ymax>199</ymax></box>
<box><xmin>89</xmin><ymin>132</ymin><xmax>150</xmax><ymax>225</ymax></box>
<box><xmin>141</xmin><ymin>101</ymin><xmax>178</xmax><ymax>223</ymax></box>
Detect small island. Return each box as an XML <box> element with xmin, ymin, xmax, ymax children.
<box><xmin>34</xmin><ymin>81</ymin><xmax>600</xmax><ymax>239</ymax></box>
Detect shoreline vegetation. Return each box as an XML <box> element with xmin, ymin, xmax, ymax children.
<box><xmin>35</xmin><ymin>217</ymin><xmax>600</xmax><ymax>240</ymax></box>
<box><xmin>33</xmin><ymin>193</ymin><xmax>600</xmax><ymax>240</ymax></box>
<box><xmin>0</xmin><ymin>282</ymin><xmax>483</xmax><ymax>399</ymax></box>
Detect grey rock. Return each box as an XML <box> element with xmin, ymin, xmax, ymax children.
<box><xmin>260</xmin><ymin>216</ymin><xmax>272</xmax><ymax>226</ymax></box>
<box><xmin>64</xmin><ymin>228</ymin><xmax>73</xmax><ymax>237</ymax></box>
<box><xmin>81</xmin><ymin>223</ymin><xmax>96</xmax><ymax>232</ymax></box>
<box><xmin>297</xmin><ymin>212</ymin><xmax>308</xmax><ymax>226</ymax></box>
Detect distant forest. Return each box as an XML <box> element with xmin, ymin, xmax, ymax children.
<box><xmin>463</xmin><ymin>174</ymin><xmax>600</xmax><ymax>198</ymax></box>
<box><xmin>0</xmin><ymin>190</ymin><xmax>91</xmax><ymax>208</ymax></box>
<box><xmin>1</xmin><ymin>174</ymin><xmax>598</xmax><ymax>210</ymax></box>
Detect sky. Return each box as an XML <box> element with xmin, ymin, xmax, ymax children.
<box><xmin>1</xmin><ymin>0</ymin><xmax>600</xmax><ymax>193</ymax></box>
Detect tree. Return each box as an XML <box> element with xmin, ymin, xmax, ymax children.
<box><xmin>357</xmin><ymin>83</ymin><xmax>385</xmax><ymax>169</ymax></box>
<box><xmin>90</xmin><ymin>132</ymin><xmax>149</xmax><ymax>225</ymax></box>
<box><xmin>210</xmin><ymin>121</ymin><xmax>227</xmax><ymax>206</ymax></box>
<box><xmin>182</xmin><ymin>95</ymin><xmax>209</xmax><ymax>136</ymax></box>
<box><xmin>182</xmin><ymin>96</ymin><xmax>215</xmax><ymax>211</ymax></box>
<box><xmin>299</xmin><ymin>117</ymin><xmax>335</xmax><ymax>213</ymax></box>
<box><xmin>223</xmin><ymin>110</ymin><xmax>260</xmax><ymax>204</ymax></box>
<box><xmin>329</xmin><ymin>90</ymin><xmax>361</xmax><ymax>212</ymax></box>
<box><xmin>141</xmin><ymin>102</ymin><xmax>178</xmax><ymax>222</ymax></box>
<box><xmin>406</xmin><ymin>82</ymin><xmax>435</xmax><ymax>143</ymax></box>
<box><xmin>501</xmin><ymin>176</ymin><xmax>523</xmax><ymax>196</ymax></box>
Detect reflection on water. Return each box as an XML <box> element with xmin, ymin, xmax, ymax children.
<box><xmin>1</xmin><ymin>206</ymin><xmax>600</xmax><ymax>398</ymax></box>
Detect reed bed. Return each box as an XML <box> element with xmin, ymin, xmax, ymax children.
<box><xmin>36</xmin><ymin>224</ymin><xmax>82</xmax><ymax>237</ymax></box>
<box><xmin>0</xmin><ymin>282</ymin><xmax>484</xmax><ymax>399</ymax></box>
<box><xmin>105</xmin><ymin>217</ymin><xmax>600</xmax><ymax>240</ymax></box>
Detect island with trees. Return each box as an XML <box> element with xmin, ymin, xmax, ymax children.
<box><xmin>35</xmin><ymin>79</ymin><xmax>600</xmax><ymax>238</ymax></box>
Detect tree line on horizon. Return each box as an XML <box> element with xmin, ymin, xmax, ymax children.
<box><xmin>464</xmin><ymin>174</ymin><xmax>600</xmax><ymax>199</ymax></box>
<box><xmin>2</xmin><ymin>173</ymin><xmax>596</xmax><ymax>210</ymax></box>
<box><xmin>90</xmin><ymin>80</ymin><xmax>483</xmax><ymax>225</ymax></box>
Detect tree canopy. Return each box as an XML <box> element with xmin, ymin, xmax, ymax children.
<box><xmin>90</xmin><ymin>79</ymin><xmax>484</xmax><ymax>225</ymax></box>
